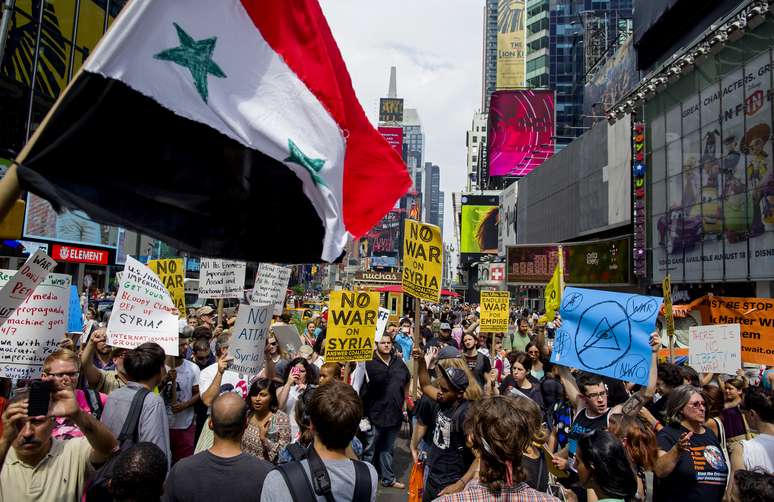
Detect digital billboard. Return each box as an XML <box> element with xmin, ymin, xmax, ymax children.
<box><xmin>378</xmin><ymin>126</ymin><xmax>404</xmax><ymax>158</ymax></box>
<box><xmin>379</xmin><ymin>98</ymin><xmax>404</xmax><ymax>123</ymax></box>
<box><xmin>487</xmin><ymin>90</ymin><xmax>555</xmax><ymax>178</ymax></box>
<box><xmin>460</xmin><ymin>194</ymin><xmax>499</xmax><ymax>255</ymax></box>
<box><xmin>496</xmin><ymin>0</ymin><xmax>525</xmax><ymax>89</ymax></box>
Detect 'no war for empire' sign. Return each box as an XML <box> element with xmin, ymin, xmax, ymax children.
<box><xmin>480</xmin><ymin>291</ymin><xmax>510</xmax><ymax>332</ymax></box>
<box><xmin>325</xmin><ymin>291</ymin><xmax>379</xmax><ymax>363</ymax></box>
<box><xmin>402</xmin><ymin>220</ymin><xmax>443</xmax><ymax>303</ymax></box>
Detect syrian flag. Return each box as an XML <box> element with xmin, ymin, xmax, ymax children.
<box><xmin>15</xmin><ymin>0</ymin><xmax>410</xmax><ymax>263</ymax></box>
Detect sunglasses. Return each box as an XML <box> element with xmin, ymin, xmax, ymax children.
<box><xmin>686</xmin><ymin>400</ymin><xmax>706</xmax><ymax>409</ymax></box>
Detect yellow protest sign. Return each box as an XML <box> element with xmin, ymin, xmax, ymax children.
<box><xmin>480</xmin><ymin>291</ymin><xmax>510</xmax><ymax>332</ymax></box>
<box><xmin>147</xmin><ymin>258</ymin><xmax>186</xmax><ymax>318</ymax></box>
<box><xmin>402</xmin><ymin>219</ymin><xmax>443</xmax><ymax>302</ymax></box>
<box><xmin>325</xmin><ymin>291</ymin><xmax>379</xmax><ymax>362</ymax></box>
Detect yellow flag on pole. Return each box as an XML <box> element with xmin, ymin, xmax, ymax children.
<box><xmin>545</xmin><ymin>246</ymin><xmax>564</xmax><ymax>320</ymax></box>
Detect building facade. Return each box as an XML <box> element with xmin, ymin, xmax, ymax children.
<box><xmin>526</xmin><ymin>0</ymin><xmax>550</xmax><ymax>88</ymax></box>
<box><xmin>465</xmin><ymin>112</ymin><xmax>489</xmax><ymax>191</ymax></box>
<box><xmin>482</xmin><ymin>0</ymin><xmax>499</xmax><ymax>111</ymax></box>
<box><xmin>423</xmin><ymin>162</ymin><xmax>443</xmax><ymax>229</ymax></box>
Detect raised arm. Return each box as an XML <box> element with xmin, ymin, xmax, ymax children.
<box><xmin>617</xmin><ymin>333</ymin><xmax>661</xmax><ymax>416</ymax></box>
<box><xmin>413</xmin><ymin>347</ymin><xmax>441</xmax><ymax>401</ymax></box>
<box><xmin>558</xmin><ymin>365</ymin><xmax>582</xmax><ymax>408</ymax></box>
<box><xmin>80</xmin><ymin>328</ymin><xmax>106</xmax><ymax>389</ymax></box>
<box><xmin>201</xmin><ymin>353</ymin><xmax>231</xmax><ymax>407</ymax></box>
<box><xmin>49</xmin><ymin>387</ymin><xmax>118</xmax><ymax>464</ymax></box>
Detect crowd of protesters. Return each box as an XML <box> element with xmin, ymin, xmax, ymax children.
<box><xmin>0</xmin><ymin>300</ymin><xmax>772</xmax><ymax>502</ymax></box>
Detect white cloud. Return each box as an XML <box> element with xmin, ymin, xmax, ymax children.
<box><xmin>320</xmin><ymin>0</ymin><xmax>484</xmax><ymax>247</ymax></box>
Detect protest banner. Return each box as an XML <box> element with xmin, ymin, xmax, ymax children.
<box><xmin>707</xmin><ymin>296</ymin><xmax>774</xmax><ymax>365</ymax></box>
<box><xmin>0</xmin><ymin>249</ymin><xmax>57</xmax><ymax>328</ymax></box>
<box><xmin>689</xmin><ymin>324</ymin><xmax>741</xmax><ymax>375</ymax></box>
<box><xmin>550</xmin><ymin>287</ymin><xmax>661</xmax><ymax>386</ymax></box>
<box><xmin>480</xmin><ymin>291</ymin><xmax>510</xmax><ymax>332</ymax></box>
<box><xmin>402</xmin><ymin>219</ymin><xmax>442</xmax><ymax>302</ymax></box>
<box><xmin>107</xmin><ymin>256</ymin><xmax>179</xmax><ymax>355</ymax></box>
<box><xmin>198</xmin><ymin>259</ymin><xmax>247</xmax><ymax>299</ymax></box>
<box><xmin>325</xmin><ymin>291</ymin><xmax>379</xmax><ymax>363</ymax></box>
<box><xmin>67</xmin><ymin>284</ymin><xmax>82</xmax><ymax>333</ymax></box>
<box><xmin>375</xmin><ymin>307</ymin><xmax>390</xmax><ymax>343</ymax></box>
<box><xmin>251</xmin><ymin>264</ymin><xmax>292</xmax><ymax>316</ymax></box>
<box><xmin>273</xmin><ymin>324</ymin><xmax>303</xmax><ymax>355</ymax></box>
<box><xmin>147</xmin><ymin>258</ymin><xmax>186</xmax><ymax>317</ymax></box>
<box><xmin>229</xmin><ymin>304</ymin><xmax>272</xmax><ymax>375</ymax></box>
<box><xmin>0</xmin><ymin>271</ymin><xmax>70</xmax><ymax>379</ymax></box>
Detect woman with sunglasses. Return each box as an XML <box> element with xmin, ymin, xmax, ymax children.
<box><xmin>241</xmin><ymin>378</ymin><xmax>290</xmax><ymax>464</ymax></box>
<box><xmin>525</xmin><ymin>342</ymin><xmax>544</xmax><ymax>381</ymax></box>
<box><xmin>654</xmin><ymin>384</ymin><xmax>729</xmax><ymax>502</ymax></box>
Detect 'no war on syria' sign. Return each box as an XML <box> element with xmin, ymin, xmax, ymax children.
<box><xmin>325</xmin><ymin>291</ymin><xmax>379</xmax><ymax>363</ymax></box>
<box><xmin>402</xmin><ymin>220</ymin><xmax>443</xmax><ymax>303</ymax></box>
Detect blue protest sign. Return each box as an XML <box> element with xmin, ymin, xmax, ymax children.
<box><xmin>67</xmin><ymin>285</ymin><xmax>83</xmax><ymax>333</ymax></box>
<box><xmin>550</xmin><ymin>287</ymin><xmax>661</xmax><ymax>386</ymax></box>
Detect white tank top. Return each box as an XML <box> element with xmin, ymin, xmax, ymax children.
<box><xmin>742</xmin><ymin>433</ymin><xmax>774</xmax><ymax>474</ymax></box>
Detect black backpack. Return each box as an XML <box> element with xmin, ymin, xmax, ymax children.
<box><xmin>86</xmin><ymin>388</ymin><xmax>149</xmax><ymax>502</ymax></box>
<box><xmin>275</xmin><ymin>443</ymin><xmax>371</xmax><ymax>502</ymax></box>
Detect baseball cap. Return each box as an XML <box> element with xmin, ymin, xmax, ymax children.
<box><xmin>439</xmin><ymin>365</ymin><xmax>469</xmax><ymax>392</ymax></box>
<box><xmin>197</xmin><ymin>306</ymin><xmax>215</xmax><ymax>317</ymax></box>
<box><xmin>439</xmin><ymin>322</ymin><xmax>451</xmax><ymax>331</ymax></box>
<box><xmin>298</xmin><ymin>345</ymin><xmax>314</xmax><ymax>358</ymax></box>
<box><xmin>436</xmin><ymin>346</ymin><xmax>462</xmax><ymax>361</ymax></box>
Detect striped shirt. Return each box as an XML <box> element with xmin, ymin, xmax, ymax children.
<box><xmin>433</xmin><ymin>481</ymin><xmax>560</xmax><ymax>502</ymax></box>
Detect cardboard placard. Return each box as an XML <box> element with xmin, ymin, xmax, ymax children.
<box><xmin>251</xmin><ymin>264</ymin><xmax>292</xmax><ymax>316</ymax></box>
<box><xmin>689</xmin><ymin>324</ymin><xmax>741</xmax><ymax>375</ymax></box>
<box><xmin>198</xmin><ymin>259</ymin><xmax>246</xmax><ymax>299</ymax></box>
<box><xmin>375</xmin><ymin>307</ymin><xmax>390</xmax><ymax>343</ymax></box>
<box><xmin>707</xmin><ymin>296</ymin><xmax>774</xmax><ymax>365</ymax></box>
<box><xmin>480</xmin><ymin>291</ymin><xmax>510</xmax><ymax>332</ymax></box>
<box><xmin>402</xmin><ymin>220</ymin><xmax>443</xmax><ymax>302</ymax></box>
<box><xmin>108</xmin><ymin>256</ymin><xmax>179</xmax><ymax>355</ymax></box>
<box><xmin>272</xmin><ymin>324</ymin><xmax>303</xmax><ymax>356</ymax></box>
<box><xmin>230</xmin><ymin>305</ymin><xmax>272</xmax><ymax>375</ymax></box>
<box><xmin>325</xmin><ymin>291</ymin><xmax>379</xmax><ymax>363</ymax></box>
<box><xmin>0</xmin><ymin>249</ymin><xmax>57</xmax><ymax>328</ymax></box>
<box><xmin>147</xmin><ymin>258</ymin><xmax>186</xmax><ymax>317</ymax></box>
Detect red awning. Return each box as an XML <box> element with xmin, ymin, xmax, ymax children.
<box><xmin>373</xmin><ymin>284</ymin><xmax>459</xmax><ymax>298</ymax></box>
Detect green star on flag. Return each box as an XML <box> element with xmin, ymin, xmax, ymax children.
<box><xmin>154</xmin><ymin>23</ymin><xmax>226</xmax><ymax>103</ymax></box>
<box><xmin>285</xmin><ymin>139</ymin><xmax>327</xmax><ymax>188</ymax></box>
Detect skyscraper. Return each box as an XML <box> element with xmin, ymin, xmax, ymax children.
<box><xmin>402</xmin><ymin>108</ymin><xmax>425</xmax><ymax>195</ymax></box>
<box><xmin>481</xmin><ymin>0</ymin><xmax>498</xmax><ymax>111</ymax></box>
<box><xmin>526</xmin><ymin>0</ymin><xmax>550</xmax><ymax>88</ymax></box>
<box><xmin>423</xmin><ymin>162</ymin><xmax>442</xmax><ymax>229</ymax></box>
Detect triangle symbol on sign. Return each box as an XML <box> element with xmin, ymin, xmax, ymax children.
<box><xmin>583</xmin><ymin>317</ymin><xmax>621</xmax><ymax>351</ymax></box>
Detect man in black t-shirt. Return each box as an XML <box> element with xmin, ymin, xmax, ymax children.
<box><xmin>163</xmin><ymin>393</ymin><xmax>272</xmax><ymax>502</ymax></box>
<box><xmin>413</xmin><ymin>346</ymin><xmax>474</xmax><ymax>502</ymax></box>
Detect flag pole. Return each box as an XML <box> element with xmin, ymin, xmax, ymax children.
<box><xmin>412</xmin><ymin>295</ymin><xmax>420</xmax><ymax>399</ymax></box>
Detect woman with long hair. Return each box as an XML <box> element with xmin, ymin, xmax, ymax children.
<box><xmin>608</xmin><ymin>414</ymin><xmax>658</xmax><ymax>501</ymax></box>
<box><xmin>576</xmin><ymin>429</ymin><xmax>638</xmax><ymax>502</ymax></box>
<box><xmin>525</xmin><ymin>342</ymin><xmax>544</xmax><ymax>381</ymax></box>
<box><xmin>654</xmin><ymin>385</ymin><xmax>729</xmax><ymax>502</ymax></box>
<box><xmin>703</xmin><ymin>384</ymin><xmax>729</xmax><ymax>457</ymax></box>
<box><xmin>499</xmin><ymin>352</ymin><xmax>544</xmax><ymax>409</ymax></box>
<box><xmin>277</xmin><ymin>357</ymin><xmax>319</xmax><ymax>440</ymax></box>
<box><xmin>241</xmin><ymin>378</ymin><xmax>290</xmax><ymax>464</ymax></box>
<box><xmin>723</xmin><ymin>377</ymin><xmax>751</xmax><ymax>452</ymax></box>
<box><xmin>433</xmin><ymin>395</ymin><xmax>557</xmax><ymax>502</ymax></box>
<box><xmin>516</xmin><ymin>396</ymin><xmax>551</xmax><ymax>493</ymax></box>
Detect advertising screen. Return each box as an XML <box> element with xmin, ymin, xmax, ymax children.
<box><xmin>460</xmin><ymin>194</ymin><xmax>499</xmax><ymax>255</ymax></box>
<box><xmin>487</xmin><ymin>90</ymin><xmax>555</xmax><ymax>177</ymax></box>
<box><xmin>379</xmin><ymin>98</ymin><xmax>404</xmax><ymax>123</ymax></box>
<box><xmin>496</xmin><ymin>0</ymin><xmax>525</xmax><ymax>89</ymax></box>
<box><xmin>378</xmin><ymin>126</ymin><xmax>404</xmax><ymax>158</ymax></box>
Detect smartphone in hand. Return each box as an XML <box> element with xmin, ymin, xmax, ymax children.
<box><xmin>27</xmin><ymin>380</ymin><xmax>53</xmax><ymax>417</ymax></box>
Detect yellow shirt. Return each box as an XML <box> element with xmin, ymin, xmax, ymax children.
<box><xmin>0</xmin><ymin>437</ymin><xmax>94</xmax><ymax>502</ymax></box>
<box><xmin>96</xmin><ymin>369</ymin><xmax>125</xmax><ymax>394</ymax></box>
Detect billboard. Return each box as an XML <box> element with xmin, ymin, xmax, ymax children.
<box><xmin>460</xmin><ymin>194</ymin><xmax>499</xmax><ymax>255</ymax></box>
<box><xmin>24</xmin><ymin>194</ymin><xmax>119</xmax><ymax>248</ymax></box>
<box><xmin>650</xmin><ymin>47</ymin><xmax>774</xmax><ymax>283</ymax></box>
<box><xmin>506</xmin><ymin>236</ymin><xmax>631</xmax><ymax>285</ymax></box>
<box><xmin>496</xmin><ymin>0</ymin><xmax>525</xmax><ymax>89</ymax></box>
<box><xmin>379</xmin><ymin>98</ymin><xmax>404</xmax><ymax>123</ymax></box>
<box><xmin>498</xmin><ymin>180</ymin><xmax>518</xmax><ymax>255</ymax></box>
<box><xmin>378</xmin><ymin>126</ymin><xmax>404</xmax><ymax>158</ymax></box>
<box><xmin>584</xmin><ymin>37</ymin><xmax>638</xmax><ymax>117</ymax></box>
<box><xmin>487</xmin><ymin>90</ymin><xmax>555</xmax><ymax>177</ymax></box>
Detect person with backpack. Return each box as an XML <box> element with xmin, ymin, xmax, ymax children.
<box><xmin>261</xmin><ymin>380</ymin><xmax>377</xmax><ymax>502</ymax></box>
<box><xmin>163</xmin><ymin>393</ymin><xmax>272</xmax><ymax>502</ymax></box>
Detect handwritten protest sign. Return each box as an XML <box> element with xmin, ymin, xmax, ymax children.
<box><xmin>0</xmin><ymin>249</ymin><xmax>57</xmax><ymax>328</ymax></box>
<box><xmin>251</xmin><ymin>264</ymin><xmax>292</xmax><ymax>316</ymax></box>
<box><xmin>325</xmin><ymin>291</ymin><xmax>379</xmax><ymax>363</ymax></box>
<box><xmin>147</xmin><ymin>258</ymin><xmax>186</xmax><ymax>317</ymax></box>
<box><xmin>550</xmin><ymin>287</ymin><xmax>660</xmax><ymax>386</ymax></box>
<box><xmin>107</xmin><ymin>256</ymin><xmax>178</xmax><ymax>355</ymax></box>
<box><xmin>67</xmin><ymin>285</ymin><xmax>82</xmax><ymax>333</ymax></box>
<box><xmin>0</xmin><ymin>271</ymin><xmax>70</xmax><ymax>379</ymax></box>
<box><xmin>689</xmin><ymin>324</ymin><xmax>741</xmax><ymax>375</ymax></box>
<box><xmin>375</xmin><ymin>307</ymin><xmax>390</xmax><ymax>343</ymax></box>
<box><xmin>273</xmin><ymin>324</ymin><xmax>303</xmax><ymax>356</ymax></box>
<box><xmin>707</xmin><ymin>296</ymin><xmax>774</xmax><ymax>365</ymax></box>
<box><xmin>480</xmin><ymin>291</ymin><xmax>510</xmax><ymax>332</ymax></box>
<box><xmin>198</xmin><ymin>259</ymin><xmax>246</xmax><ymax>299</ymax></box>
<box><xmin>402</xmin><ymin>220</ymin><xmax>443</xmax><ymax>302</ymax></box>
<box><xmin>229</xmin><ymin>305</ymin><xmax>272</xmax><ymax>375</ymax></box>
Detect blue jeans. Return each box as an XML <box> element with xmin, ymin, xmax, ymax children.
<box><xmin>362</xmin><ymin>424</ymin><xmax>401</xmax><ymax>485</ymax></box>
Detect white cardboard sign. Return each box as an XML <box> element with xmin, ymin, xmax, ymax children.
<box><xmin>198</xmin><ymin>259</ymin><xmax>247</xmax><ymax>299</ymax></box>
<box><xmin>375</xmin><ymin>307</ymin><xmax>390</xmax><ymax>343</ymax></box>
<box><xmin>250</xmin><ymin>264</ymin><xmax>291</xmax><ymax>316</ymax></box>
<box><xmin>689</xmin><ymin>324</ymin><xmax>741</xmax><ymax>375</ymax></box>
<box><xmin>108</xmin><ymin>256</ymin><xmax>178</xmax><ymax>355</ymax></box>
<box><xmin>0</xmin><ymin>270</ymin><xmax>70</xmax><ymax>379</ymax></box>
<box><xmin>0</xmin><ymin>250</ymin><xmax>57</xmax><ymax>328</ymax></box>
<box><xmin>230</xmin><ymin>304</ymin><xmax>272</xmax><ymax>375</ymax></box>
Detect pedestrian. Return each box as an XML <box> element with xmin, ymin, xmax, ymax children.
<box><xmin>361</xmin><ymin>332</ymin><xmax>411</xmax><ymax>489</ymax></box>
<box><xmin>394</xmin><ymin>318</ymin><xmax>414</xmax><ymax>363</ymax></box>
<box><xmin>575</xmin><ymin>429</ymin><xmax>638</xmax><ymax>502</ymax></box>
<box><xmin>608</xmin><ymin>413</ymin><xmax>658</xmax><ymax>501</ymax></box>
<box><xmin>646</xmin><ymin>363</ymin><xmax>684</xmax><ymax>423</ymax></box>
<box><xmin>654</xmin><ymin>384</ymin><xmax>729</xmax><ymax>502</ymax></box>
<box><xmin>525</xmin><ymin>342</ymin><xmax>544</xmax><ymax>381</ymax></box>
<box><xmin>100</xmin><ymin>342</ymin><xmax>172</xmax><ymax>465</ymax></box>
<box><xmin>261</xmin><ymin>381</ymin><xmax>377</xmax><ymax>501</ymax></box>
<box><xmin>432</xmin><ymin>395</ymin><xmax>559</xmax><ymax>502</ymax></box>
<box><xmin>461</xmin><ymin>332</ymin><xmax>491</xmax><ymax>387</ymax></box>
<box><xmin>278</xmin><ymin>357</ymin><xmax>319</xmax><ymax>439</ymax></box>
<box><xmin>723</xmin><ymin>376</ymin><xmax>752</xmax><ymax>452</ymax></box>
<box><xmin>110</xmin><ymin>442</ymin><xmax>168</xmax><ymax>502</ymax></box>
<box><xmin>731</xmin><ymin>386</ymin><xmax>774</xmax><ymax>473</ymax></box>
<box><xmin>241</xmin><ymin>378</ymin><xmax>291</xmax><ymax>464</ymax></box>
<box><xmin>499</xmin><ymin>352</ymin><xmax>544</xmax><ymax>409</ymax></box>
<box><xmin>81</xmin><ymin>328</ymin><xmax>129</xmax><ymax>394</ymax></box>
<box><xmin>506</xmin><ymin>319</ymin><xmax>532</xmax><ymax>352</ymax></box>
<box><xmin>163</xmin><ymin>393</ymin><xmax>273</xmax><ymax>502</ymax></box>
<box><xmin>164</xmin><ymin>332</ymin><xmax>201</xmax><ymax>464</ymax></box>
<box><xmin>197</xmin><ymin>306</ymin><xmax>216</xmax><ymax>330</ymax></box>
<box><xmin>0</xmin><ymin>385</ymin><xmax>118</xmax><ymax>501</ymax></box>
<box><xmin>730</xmin><ymin>469</ymin><xmax>774</xmax><ymax>502</ymax></box>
